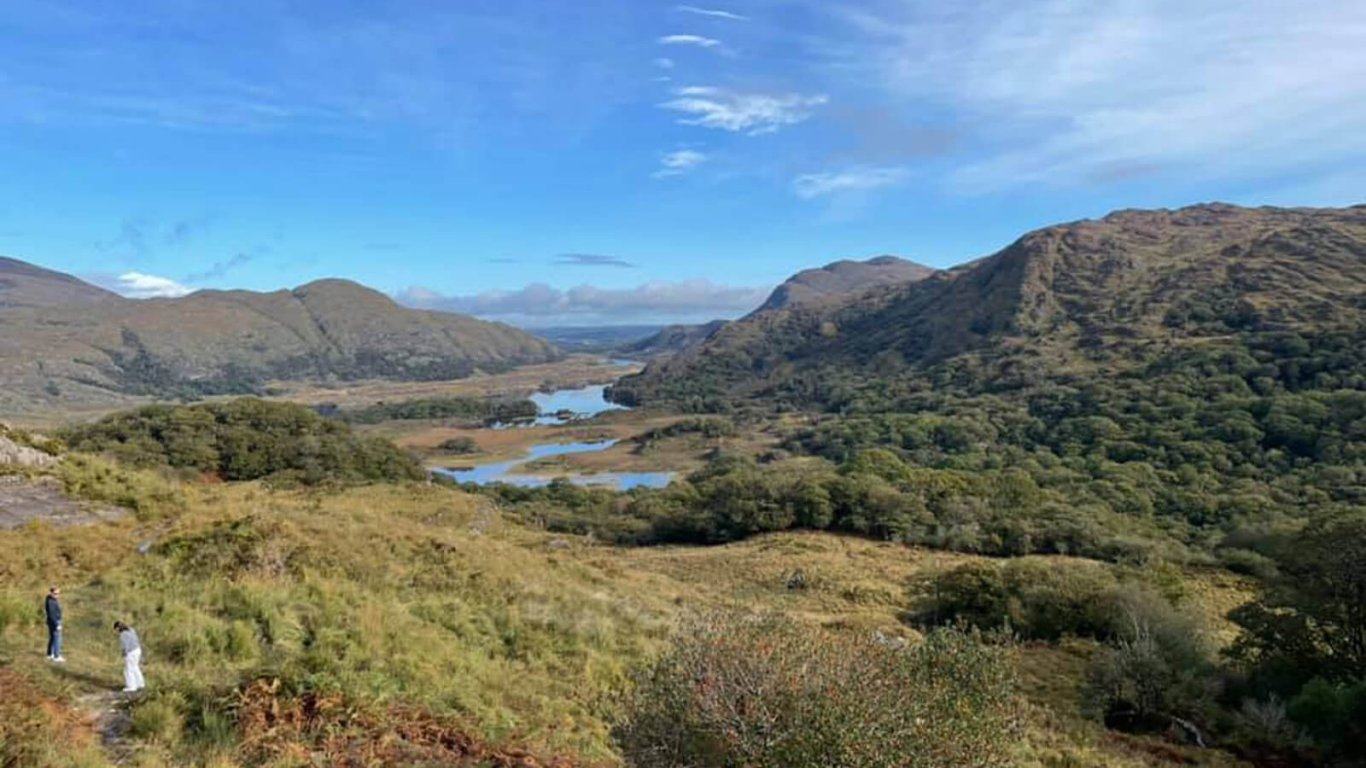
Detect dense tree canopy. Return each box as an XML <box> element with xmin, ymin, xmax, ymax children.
<box><xmin>61</xmin><ymin>398</ymin><xmax>424</xmax><ymax>484</ymax></box>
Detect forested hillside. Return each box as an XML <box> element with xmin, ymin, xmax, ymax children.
<box><xmin>587</xmin><ymin>204</ymin><xmax>1366</xmax><ymax>763</ymax></box>
<box><xmin>615</xmin><ymin>204</ymin><xmax>1366</xmax><ymax>407</ymax></box>
<box><xmin>0</xmin><ymin>259</ymin><xmax>560</xmax><ymax>416</ymax></box>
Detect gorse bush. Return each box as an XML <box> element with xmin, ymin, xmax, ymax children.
<box><xmin>60</xmin><ymin>398</ymin><xmax>424</xmax><ymax>484</ymax></box>
<box><xmin>614</xmin><ymin>614</ymin><xmax>1020</xmax><ymax>768</ymax></box>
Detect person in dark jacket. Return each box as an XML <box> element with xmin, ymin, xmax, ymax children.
<box><xmin>44</xmin><ymin>586</ymin><xmax>64</xmax><ymax>662</ymax></box>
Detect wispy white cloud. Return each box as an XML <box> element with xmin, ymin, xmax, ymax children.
<box><xmin>653</xmin><ymin>57</ymin><xmax>676</xmax><ymax>69</ymax></box>
<box><xmin>3</xmin><ymin>5</ymin><xmax>653</xmax><ymax>143</ymax></box>
<box><xmin>397</xmin><ymin>279</ymin><xmax>770</xmax><ymax>325</ymax></box>
<box><xmin>675</xmin><ymin>5</ymin><xmax>749</xmax><ymax>22</ymax></box>
<box><xmin>661</xmin><ymin>86</ymin><xmax>827</xmax><ymax>135</ymax></box>
<box><xmin>657</xmin><ymin>34</ymin><xmax>722</xmax><ymax>48</ymax></box>
<box><xmin>818</xmin><ymin>0</ymin><xmax>1366</xmax><ymax>191</ymax></box>
<box><xmin>792</xmin><ymin>166</ymin><xmax>909</xmax><ymax>199</ymax></box>
<box><xmin>105</xmin><ymin>271</ymin><xmax>193</xmax><ymax>299</ymax></box>
<box><xmin>654</xmin><ymin>149</ymin><xmax>708</xmax><ymax>178</ymax></box>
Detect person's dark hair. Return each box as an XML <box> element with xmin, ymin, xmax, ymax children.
<box><xmin>113</xmin><ymin>621</ymin><xmax>127</xmax><ymax>632</ymax></box>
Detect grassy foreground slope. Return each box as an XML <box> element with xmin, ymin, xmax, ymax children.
<box><xmin>0</xmin><ymin>469</ymin><xmax>1250</xmax><ymax>767</ymax></box>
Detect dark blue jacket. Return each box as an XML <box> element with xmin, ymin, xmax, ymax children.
<box><xmin>45</xmin><ymin>595</ymin><xmax>62</xmax><ymax>627</ymax></box>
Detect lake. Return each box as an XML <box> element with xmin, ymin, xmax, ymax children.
<box><xmin>437</xmin><ymin>376</ymin><xmax>675</xmax><ymax>490</ymax></box>
<box><xmin>434</xmin><ymin>439</ymin><xmax>673</xmax><ymax>490</ymax></box>
<box><xmin>527</xmin><ymin>384</ymin><xmax>626</xmax><ymax>425</ymax></box>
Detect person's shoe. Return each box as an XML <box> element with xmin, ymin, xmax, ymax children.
<box><xmin>52</xmin><ymin>656</ymin><xmax>66</xmax><ymax>663</ymax></box>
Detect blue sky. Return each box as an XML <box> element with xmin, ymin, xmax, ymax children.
<box><xmin>1</xmin><ymin>0</ymin><xmax>1363</xmax><ymax>325</ymax></box>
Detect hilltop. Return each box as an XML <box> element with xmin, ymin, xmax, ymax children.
<box><xmin>617</xmin><ymin>320</ymin><xmax>727</xmax><ymax>359</ymax></box>
<box><xmin>756</xmin><ymin>254</ymin><xmax>938</xmax><ymax>312</ymax></box>
<box><xmin>0</xmin><ymin>258</ymin><xmax>560</xmax><ymax>417</ymax></box>
<box><xmin>614</xmin><ymin>204</ymin><xmax>1366</xmax><ymax>405</ymax></box>
<box><xmin>0</xmin><ymin>256</ymin><xmax>122</xmax><ymax>309</ymax></box>
<box><xmin>608</xmin><ymin>256</ymin><xmax>936</xmax><ymax>362</ymax></box>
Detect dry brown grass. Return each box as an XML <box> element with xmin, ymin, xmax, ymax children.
<box><xmin>0</xmin><ymin>477</ymin><xmax>1255</xmax><ymax>767</ymax></box>
<box><xmin>272</xmin><ymin>356</ymin><xmax>640</xmax><ymax>408</ymax></box>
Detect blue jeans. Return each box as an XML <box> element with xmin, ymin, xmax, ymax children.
<box><xmin>47</xmin><ymin>625</ymin><xmax>62</xmax><ymax>657</ymax></box>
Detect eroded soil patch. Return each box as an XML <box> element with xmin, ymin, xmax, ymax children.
<box><xmin>0</xmin><ymin>474</ymin><xmax>124</xmax><ymax>529</ymax></box>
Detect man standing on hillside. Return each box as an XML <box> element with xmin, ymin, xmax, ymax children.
<box><xmin>114</xmin><ymin>621</ymin><xmax>144</xmax><ymax>692</ymax></box>
<box><xmin>44</xmin><ymin>586</ymin><xmax>64</xmax><ymax>662</ymax></box>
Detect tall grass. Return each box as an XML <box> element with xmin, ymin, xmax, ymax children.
<box><xmin>0</xmin><ymin>478</ymin><xmax>1253</xmax><ymax>767</ymax></box>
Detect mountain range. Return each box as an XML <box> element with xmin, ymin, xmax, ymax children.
<box><xmin>609</xmin><ymin>255</ymin><xmax>937</xmax><ymax>360</ymax></box>
<box><xmin>612</xmin><ymin>203</ymin><xmax>1366</xmax><ymax>406</ymax></box>
<box><xmin>0</xmin><ymin>259</ymin><xmax>558</xmax><ymax>415</ymax></box>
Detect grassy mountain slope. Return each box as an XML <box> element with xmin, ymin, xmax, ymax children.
<box><xmin>608</xmin><ymin>256</ymin><xmax>938</xmax><ymax>365</ymax></box>
<box><xmin>0</xmin><ymin>256</ymin><xmax>122</xmax><ymax>309</ymax></box>
<box><xmin>614</xmin><ymin>204</ymin><xmax>1366</xmax><ymax>405</ymax></box>
<box><xmin>0</xmin><ymin>260</ymin><xmax>559</xmax><ymax>415</ymax></box>
<box><xmin>756</xmin><ymin>254</ymin><xmax>938</xmax><ymax>312</ymax></box>
<box><xmin>618</xmin><ymin>319</ymin><xmax>727</xmax><ymax>359</ymax></box>
<box><xmin>0</xmin><ymin>471</ymin><xmax>1250</xmax><ymax>767</ymax></box>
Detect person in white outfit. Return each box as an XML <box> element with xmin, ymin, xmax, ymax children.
<box><xmin>114</xmin><ymin>621</ymin><xmax>144</xmax><ymax>692</ymax></box>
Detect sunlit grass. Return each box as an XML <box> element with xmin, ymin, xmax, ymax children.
<box><xmin>1</xmin><ymin>472</ymin><xmax>1254</xmax><ymax>766</ymax></box>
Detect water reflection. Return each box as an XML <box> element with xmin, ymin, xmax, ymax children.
<box><xmin>433</xmin><ymin>439</ymin><xmax>673</xmax><ymax>490</ymax></box>
<box><xmin>527</xmin><ymin>384</ymin><xmax>626</xmax><ymax>425</ymax></box>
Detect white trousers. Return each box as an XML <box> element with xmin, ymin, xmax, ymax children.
<box><xmin>123</xmin><ymin>648</ymin><xmax>145</xmax><ymax>691</ymax></box>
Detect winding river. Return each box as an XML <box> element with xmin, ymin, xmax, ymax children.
<box><xmin>433</xmin><ymin>380</ymin><xmax>674</xmax><ymax>490</ymax></box>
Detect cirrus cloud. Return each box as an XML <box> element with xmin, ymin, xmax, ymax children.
<box><xmin>661</xmin><ymin>86</ymin><xmax>828</xmax><ymax>135</ymax></box>
<box><xmin>792</xmin><ymin>166</ymin><xmax>910</xmax><ymax>199</ymax></box>
<box><xmin>675</xmin><ymin>6</ymin><xmax>749</xmax><ymax>22</ymax></box>
<box><xmin>819</xmin><ymin>0</ymin><xmax>1366</xmax><ymax>192</ymax></box>
<box><xmin>657</xmin><ymin>34</ymin><xmax>722</xmax><ymax>48</ymax></box>
<box><xmin>654</xmin><ymin>149</ymin><xmax>708</xmax><ymax>177</ymax></box>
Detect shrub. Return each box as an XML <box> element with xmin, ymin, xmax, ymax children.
<box><xmin>60</xmin><ymin>398</ymin><xmax>424</xmax><ymax>485</ymax></box>
<box><xmin>1286</xmin><ymin>677</ymin><xmax>1366</xmax><ymax>755</ymax></box>
<box><xmin>613</xmin><ymin>614</ymin><xmax>1020</xmax><ymax>768</ymax></box>
<box><xmin>436</xmin><ymin>437</ymin><xmax>480</xmax><ymax>454</ymax></box>
<box><xmin>912</xmin><ymin>559</ymin><xmax>1120</xmax><ymax>641</ymax></box>
<box><xmin>1082</xmin><ymin>587</ymin><xmax>1217</xmax><ymax>734</ymax></box>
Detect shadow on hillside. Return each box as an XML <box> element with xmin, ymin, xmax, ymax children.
<box><xmin>52</xmin><ymin>664</ymin><xmax>122</xmax><ymax>692</ymax></box>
